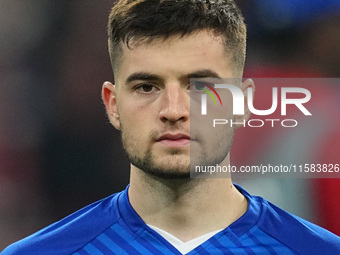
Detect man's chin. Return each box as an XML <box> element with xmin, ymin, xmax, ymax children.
<box><xmin>127</xmin><ymin>149</ymin><xmax>191</xmax><ymax>179</ymax></box>
<box><xmin>139</xmin><ymin>166</ymin><xmax>191</xmax><ymax>180</ymax></box>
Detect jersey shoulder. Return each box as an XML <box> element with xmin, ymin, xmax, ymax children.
<box><xmin>255</xmin><ymin>195</ymin><xmax>340</xmax><ymax>254</ymax></box>
<box><xmin>1</xmin><ymin>191</ymin><xmax>123</xmax><ymax>255</ymax></box>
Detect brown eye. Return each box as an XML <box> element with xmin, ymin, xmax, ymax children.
<box><xmin>140</xmin><ymin>84</ymin><xmax>154</xmax><ymax>92</ymax></box>
<box><xmin>194</xmin><ymin>81</ymin><xmax>206</xmax><ymax>90</ymax></box>
<box><xmin>190</xmin><ymin>81</ymin><xmax>209</xmax><ymax>90</ymax></box>
<box><xmin>135</xmin><ymin>83</ymin><xmax>159</xmax><ymax>94</ymax></box>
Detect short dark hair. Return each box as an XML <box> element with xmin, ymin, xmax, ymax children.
<box><xmin>108</xmin><ymin>0</ymin><xmax>247</xmax><ymax>76</ymax></box>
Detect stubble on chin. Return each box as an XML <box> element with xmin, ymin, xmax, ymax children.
<box><xmin>120</xmin><ymin>118</ymin><xmax>234</xmax><ymax>180</ymax></box>
<box><xmin>121</xmin><ymin>125</ymin><xmax>191</xmax><ymax>180</ymax></box>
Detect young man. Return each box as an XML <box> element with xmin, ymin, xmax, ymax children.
<box><xmin>2</xmin><ymin>0</ymin><xmax>340</xmax><ymax>254</ymax></box>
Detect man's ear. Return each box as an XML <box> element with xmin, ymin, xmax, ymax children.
<box><xmin>234</xmin><ymin>79</ymin><xmax>255</xmax><ymax>129</ymax></box>
<box><xmin>102</xmin><ymin>81</ymin><xmax>121</xmax><ymax>130</ymax></box>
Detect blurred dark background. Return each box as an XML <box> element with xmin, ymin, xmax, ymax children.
<box><xmin>1</xmin><ymin>0</ymin><xmax>340</xmax><ymax>250</ymax></box>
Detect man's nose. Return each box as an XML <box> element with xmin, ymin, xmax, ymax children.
<box><xmin>159</xmin><ymin>84</ymin><xmax>189</xmax><ymax>123</ymax></box>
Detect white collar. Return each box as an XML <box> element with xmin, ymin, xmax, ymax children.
<box><xmin>148</xmin><ymin>224</ymin><xmax>223</xmax><ymax>254</ymax></box>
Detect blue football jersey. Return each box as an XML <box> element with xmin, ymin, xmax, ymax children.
<box><xmin>2</xmin><ymin>184</ymin><xmax>340</xmax><ymax>254</ymax></box>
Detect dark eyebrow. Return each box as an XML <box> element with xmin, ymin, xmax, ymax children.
<box><xmin>184</xmin><ymin>69</ymin><xmax>221</xmax><ymax>79</ymax></box>
<box><xmin>125</xmin><ymin>72</ymin><xmax>162</xmax><ymax>84</ymax></box>
<box><xmin>125</xmin><ymin>69</ymin><xmax>221</xmax><ymax>84</ymax></box>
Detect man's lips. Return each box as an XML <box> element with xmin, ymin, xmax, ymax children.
<box><xmin>156</xmin><ymin>133</ymin><xmax>191</xmax><ymax>147</ymax></box>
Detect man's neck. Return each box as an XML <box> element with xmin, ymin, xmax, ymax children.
<box><xmin>128</xmin><ymin>164</ymin><xmax>248</xmax><ymax>242</ymax></box>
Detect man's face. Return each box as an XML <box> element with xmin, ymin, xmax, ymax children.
<box><xmin>103</xmin><ymin>30</ymin><xmax>238</xmax><ymax>179</ymax></box>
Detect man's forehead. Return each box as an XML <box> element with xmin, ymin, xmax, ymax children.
<box><xmin>113</xmin><ymin>30</ymin><xmax>231</xmax><ymax>81</ymax></box>
<box><xmin>122</xmin><ymin>29</ymin><xmax>225</xmax><ymax>52</ymax></box>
